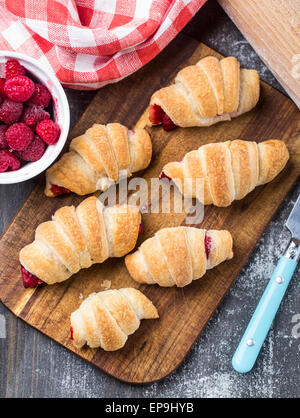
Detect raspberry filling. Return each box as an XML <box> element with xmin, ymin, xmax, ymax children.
<box><xmin>159</xmin><ymin>171</ymin><xmax>172</xmax><ymax>181</ymax></box>
<box><xmin>21</xmin><ymin>265</ymin><xmax>43</xmax><ymax>288</ymax></box>
<box><xmin>50</xmin><ymin>184</ymin><xmax>71</xmax><ymax>196</ymax></box>
<box><xmin>139</xmin><ymin>222</ymin><xmax>143</xmax><ymax>235</ymax></box>
<box><xmin>149</xmin><ymin>104</ymin><xmax>164</xmax><ymax>125</ymax></box>
<box><xmin>204</xmin><ymin>234</ymin><xmax>212</xmax><ymax>259</ymax></box>
<box><xmin>149</xmin><ymin>104</ymin><xmax>177</xmax><ymax>131</ymax></box>
<box><xmin>70</xmin><ymin>326</ymin><xmax>74</xmax><ymax>340</ymax></box>
<box><xmin>162</xmin><ymin>113</ymin><xmax>177</xmax><ymax>131</ymax></box>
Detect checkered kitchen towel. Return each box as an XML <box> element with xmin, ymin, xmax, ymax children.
<box><xmin>0</xmin><ymin>0</ymin><xmax>206</xmax><ymax>90</ymax></box>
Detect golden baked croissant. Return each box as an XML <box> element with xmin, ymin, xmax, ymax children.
<box><xmin>19</xmin><ymin>196</ymin><xmax>141</xmax><ymax>287</ymax></box>
<box><xmin>45</xmin><ymin>123</ymin><xmax>152</xmax><ymax>197</ymax></box>
<box><xmin>125</xmin><ymin>227</ymin><xmax>233</xmax><ymax>287</ymax></box>
<box><xmin>147</xmin><ymin>56</ymin><xmax>260</xmax><ymax>130</ymax></box>
<box><xmin>160</xmin><ymin>139</ymin><xmax>289</xmax><ymax>207</ymax></box>
<box><xmin>70</xmin><ymin>288</ymin><xmax>159</xmax><ymax>350</ymax></box>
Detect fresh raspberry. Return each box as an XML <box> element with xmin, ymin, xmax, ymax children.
<box><xmin>5</xmin><ymin>59</ymin><xmax>26</xmax><ymax>79</ymax></box>
<box><xmin>162</xmin><ymin>113</ymin><xmax>177</xmax><ymax>131</ymax></box>
<box><xmin>204</xmin><ymin>234</ymin><xmax>212</xmax><ymax>259</ymax></box>
<box><xmin>4</xmin><ymin>75</ymin><xmax>35</xmax><ymax>102</ymax></box>
<box><xmin>149</xmin><ymin>104</ymin><xmax>164</xmax><ymax>125</ymax></box>
<box><xmin>0</xmin><ymin>125</ymin><xmax>8</xmax><ymax>149</ymax></box>
<box><xmin>50</xmin><ymin>184</ymin><xmax>71</xmax><ymax>196</ymax></box>
<box><xmin>0</xmin><ymin>98</ymin><xmax>23</xmax><ymax>124</ymax></box>
<box><xmin>5</xmin><ymin>122</ymin><xmax>34</xmax><ymax>151</ymax></box>
<box><xmin>29</xmin><ymin>83</ymin><xmax>51</xmax><ymax>108</ymax></box>
<box><xmin>0</xmin><ymin>78</ymin><xmax>5</xmax><ymax>96</ymax></box>
<box><xmin>18</xmin><ymin>135</ymin><xmax>46</xmax><ymax>162</ymax></box>
<box><xmin>21</xmin><ymin>104</ymin><xmax>50</xmax><ymax>127</ymax></box>
<box><xmin>36</xmin><ymin>119</ymin><xmax>60</xmax><ymax>145</ymax></box>
<box><xmin>159</xmin><ymin>171</ymin><xmax>172</xmax><ymax>181</ymax></box>
<box><xmin>21</xmin><ymin>265</ymin><xmax>43</xmax><ymax>288</ymax></box>
<box><xmin>0</xmin><ymin>150</ymin><xmax>21</xmax><ymax>172</ymax></box>
<box><xmin>0</xmin><ymin>159</ymin><xmax>8</xmax><ymax>172</ymax></box>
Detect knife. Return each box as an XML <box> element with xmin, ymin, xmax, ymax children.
<box><xmin>232</xmin><ymin>194</ymin><xmax>300</xmax><ymax>373</ymax></box>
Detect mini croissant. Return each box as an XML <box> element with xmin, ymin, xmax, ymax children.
<box><xmin>147</xmin><ymin>56</ymin><xmax>260</xmax><ymax>130</ymax></box>
<box><xmin>161</xmin><ymin>139</ymin><xmax>289</xmax><ymax>207</ymax></box>
<box><xmin>45</xmin><ymin>123</ymin><xmax>152</xmax><ymax>197</ymax></box>
<box><xmin>125</xmin><ymin>227</ymin><xmax>233</xmax><ymax>287</ymax></box>
<box><xmin>70</xmin><ymin>288</ymin><xmax>158</xmax><ymax>350</ymax></box>
<box><xmin>19</xmin><ymin>196</ymin><xmax>141</xmax><ymax>287</ymax></box>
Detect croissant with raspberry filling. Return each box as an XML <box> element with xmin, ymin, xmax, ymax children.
<box><xmin>125</xmin><ymin>227</ymin><xmax>233</xmax><ymax>287</ymax></box>
<box><xmin>148</xmin><ymin>56</ymin><xmax>260</xmax><ymax>130</ymax></box>
<box><xmin>71</xmin><ymin>288</ymin><xmax>158</xmax><ymax>351</ymax></box>
<box><xmin>45</xmin><ymin>123</ymin><xmax>152</xmax><ymax>197</ymax></box>
<box><xmin>160</xmin><ymin>139</ymin><xmax>289</xmax><ymax>207</ymax></box>
<box><xmin>20</xmin><ymin>196</ymin><xmax>141</xmax><ymax>286</ymax></box>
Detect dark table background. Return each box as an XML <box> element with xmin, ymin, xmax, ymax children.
<box><xmin>0</xmin><ymin>1</ymin><xmax>299</xmax><ymax>398</ymax></box>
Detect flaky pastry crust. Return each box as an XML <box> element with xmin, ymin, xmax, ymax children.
<box><xmin>125</xmin><ymin>227</ymin><xmax>233</xmax><ymax>287</ymax></box>
<box><xmin>148</xmin><ymin>56</ymin><xmax>260</xmax><ymax>128</ymax></box>
<box><xmin>45</xmin><ymin>123</ymin><xmax>152</xmax><ymax>197</ymax></box>
<box><xmin>162</xmin><ymin>139</ymin><xmax>289</xmax><ymax>207</ymax></box>
<box><xmin>20</xmin><ymin>196</ymin><xmax>141</xmax><ymax>284</ymax></box>
<box><xmin>71</xmin><ymin>288</ymin><xmax>158</xmax><ymax>350</ymax></box>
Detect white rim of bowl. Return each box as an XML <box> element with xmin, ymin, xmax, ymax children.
<box><xmin>0</xmin><ymin>51</ymin><xmax>70</xmax><ymax>184</ymax></box>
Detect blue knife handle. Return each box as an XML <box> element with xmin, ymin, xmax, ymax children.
<box><xmin>232</xmin><ymin>251</ymin><xmax>298</xmax><ymax>374</ymax></box>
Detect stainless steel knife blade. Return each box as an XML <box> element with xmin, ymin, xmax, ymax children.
<box><xmin>286</xmin><ymin>194</ymin><xmax>300</xmax><ymax>242</ymax></box>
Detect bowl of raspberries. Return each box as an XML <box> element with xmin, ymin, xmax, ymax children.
<box><xmin>0</xmin><ymin>52</ymin><xmax>70</xmax><ymax>184</ymax></box>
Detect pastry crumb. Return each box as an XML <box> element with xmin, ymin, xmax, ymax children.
<box><xmin>79</xmin><ymin>293</ymin><xmax>83</xmax><ymax>300</ymax></box>
<box><xmin>101</xmin><ymin>280</ymin><xmax>111</xmax><ymax>290</ymax></box>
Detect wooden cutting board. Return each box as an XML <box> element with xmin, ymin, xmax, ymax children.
<box><xmin>0</xmin><ymin>35</ymin><xmax>299</xmax><ymax>384</ymax></box>
<box><xmin>218</xmin><ymin>0</ymin><xmax>300</xmax><ymax>108</ymax></box>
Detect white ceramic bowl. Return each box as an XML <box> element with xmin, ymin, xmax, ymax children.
<box><xmin>0</xmin><ymin>51</ymin><xmax>70</xmax><ymax>184</ymax></box>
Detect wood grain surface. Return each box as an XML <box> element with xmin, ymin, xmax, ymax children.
<box><xmin>218</xmin><ymin>0</ymin><xmax>300</xmax><ymax>108</ymax></box>
<box><xmin>0</xmin><ymin>37</ymin><xmax>299</xmax><ymax>384</ymax></box>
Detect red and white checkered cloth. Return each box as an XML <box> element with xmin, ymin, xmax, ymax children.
<box><xmin>0</xmin><ymin>0</ymin><xmax>206</xmax><ymax>90</ymax></box>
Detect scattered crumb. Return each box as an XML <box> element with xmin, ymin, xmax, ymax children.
<box><xmin>101</xmin><ymin>280</ymin><xmax>111</xmax><ymax>290</ymax></box>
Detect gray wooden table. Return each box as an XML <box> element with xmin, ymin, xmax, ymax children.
<box><xmin>0</xmin><ymin>1</ymin><xmax>299</xmax><ymax>398</ymax></box>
